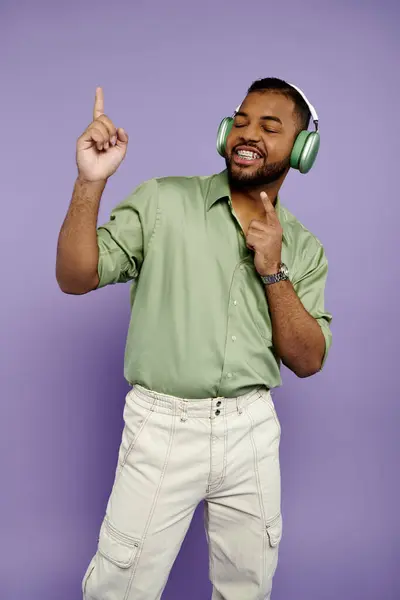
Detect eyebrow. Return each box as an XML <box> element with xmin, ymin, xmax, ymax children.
<box><xmin>235</xmin><ymin>111</ymin><xmax>283</xmax><ymax>125</ymax></box>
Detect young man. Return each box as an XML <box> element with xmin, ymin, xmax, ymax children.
<box><xmin>56</xmin><ymin>77</ymin><xmax>332</xmax><ymax>600</ymax></box>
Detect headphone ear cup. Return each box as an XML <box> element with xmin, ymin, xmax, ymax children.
<box><xmin>299</xmin><ymin>131</ymin><xmax>320</xmax><ymax>174</ymax></box>
<box><xmin>216</xmin><ymin>117</ymin><xmax>234</xmax><ymax>156</ymax></box>
<box><xmin>290</xmin><ymin>131</ymin><xmax>320</xmax><ymax>174</ymax></box>
<box><xmin>290</xmin><ymin>131</ymin><xmax>310</xmax><ymax>170</ymax></box>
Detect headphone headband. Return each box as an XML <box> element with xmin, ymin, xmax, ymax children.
<box><xmin>288</xmin><ymin>83</ymin><xmax>318</xmax><ymax>128</ymax></box>
<box><xmin>233</xmin><ymin>82</ymin><xmax>318</xmax><ymax>130</ymax></box>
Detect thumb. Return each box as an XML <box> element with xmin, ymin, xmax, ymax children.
<box><xmin>116</xmin><ymin>127</ymin><xmax>129</xmax><ymax>147</ymax></box>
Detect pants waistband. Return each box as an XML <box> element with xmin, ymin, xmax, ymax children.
<box><xmin>132</xmin><ymin>384</ymin><xmax>268</xmax><ymax>420</ymax></box>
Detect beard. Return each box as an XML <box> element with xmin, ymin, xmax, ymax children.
<box><xmin>225</xmin><ymin>152</ymin><xmax>291</xmax><ymax>190</ymax></box>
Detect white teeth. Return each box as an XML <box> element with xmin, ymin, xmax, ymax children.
<box><xmin>237</xmin><ymin>150</ymin><xmax>260</xmax><ymax>160</ymax></box>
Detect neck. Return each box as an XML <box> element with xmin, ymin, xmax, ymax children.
<box><xmin>230</xmin><ymin>177</ymin><xmax>284</xmax><ymax>209</ymax></box>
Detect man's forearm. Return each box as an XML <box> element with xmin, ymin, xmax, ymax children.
<box><xmin>56</xmin><ymin>177</ymin><xmax>105</xmax><ymax>294</ymax></box>
<box><xmin>265</xmin><ymin>279</ymin><xmax>325</xmax><ymax>377</ymax></box>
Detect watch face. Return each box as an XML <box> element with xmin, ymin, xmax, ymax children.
<box><xmin>280</xmin><ymin>263</ymin><xmax>289</xmax><ymax>277</ymax></box>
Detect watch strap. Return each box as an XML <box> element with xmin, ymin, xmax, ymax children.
<box><xmin>260</xmin><ymin>264</ymin><xmax>289</xmax><ymax>285</ymax></box>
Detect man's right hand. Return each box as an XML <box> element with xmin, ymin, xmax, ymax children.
<box><xmin>76</xmin><ymin>87</ymin><xmax>129</xmax><ymax>183</ymax></box>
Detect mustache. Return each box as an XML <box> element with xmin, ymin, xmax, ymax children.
<box><xmin>232</xmin><ymin>143</ymin><xmax>266</xmax><ymax>158</ymax></box>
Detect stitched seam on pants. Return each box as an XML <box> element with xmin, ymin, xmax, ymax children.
<box><xmin>120</xmin><ymin>406</ymin><xmax>154</xmax><ymax>470</ymax></box>
<box><xmin>124</xmin><ymin>411</ymin><xmax>177</xmax><ymax>599</ymax></box>
<box><xmin>247</xmin><ymin>402</ymin><xmax>268</xmax><ymax>595</ymax></box>
<box><xmin>206</xmin><ymin>425</ymin><xmax>213</xmax><ymax>493</ymax></box>
<box><xmin>207</xmin><ymin>411</ymin><xmax>228</xmax><ymax>494</ymax></box>
<box><xmin>204</xmin><ymin>503</ymin><xmax>216</xmax><ymax>585</ymax></box>
<box><xmin>112</xmin><ymin>399</ymin><xmax>155</xmax><ymax>495</ymax></box>
<box><xmin>260</xmin><ymin>394</ymin><xmax>281</xmax><ymax>437</ymax></box>
<box><xmin>82</xmin><ymin>557</ymin><xmax>96</xmax><ymax>598</ymax></box>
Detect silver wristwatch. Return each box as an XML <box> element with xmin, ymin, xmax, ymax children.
<box><xmin>260</xmin><ymin>263</ymin><xmax>289</xmax><ymax>285</ymax></box>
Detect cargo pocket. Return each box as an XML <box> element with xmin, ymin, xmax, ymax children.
<box><xmin>265</xmin><ymin>512</ymin><xmax>283</xmax><ymax>548</ymax></box>
<box><xmin>262</xmin><ymin>512</ymin><xmax>283</xmax><ymax>594</ymax></box>
<box><xmin>86</xmin><ymin>518</ymin><xmax>141</xmax><ymax>599</ymax></box>
<box><xmin>99</xmin><ymin>518</ymin><xmax>141</xmax><ymax>567</ymax></box>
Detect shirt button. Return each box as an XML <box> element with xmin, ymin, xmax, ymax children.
<box><xmin>216</xmin><ymin>401</ymin><xmax>221</xmax><ymax>407</ymax></box>
<box><xmin>215</xmin><ymin>409</ymin><xmax>221</xmax><ymax>416</ymax></box>
<box><xmin>227</xmin><ymin>373</ymin><xmax>232</xmax><ymax>378</ymax></box>
<box><xmin>240</xmin><ymin>266</ymin><xmax>244</xmax><ymax>271</ymax></box>
<box><xmin>233</xmin><ymin>300</ymin><xmax>238</xmax><ymax>306</ymax></box>
<box><xmin>231</xmin><ymin>335</ymin><xmax>236</xmax><ymax>341</ymax></box>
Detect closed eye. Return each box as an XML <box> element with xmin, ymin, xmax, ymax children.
<box><xmin>234</xmin><ymin>123</ymin><xmax>279</xmax><ymax>133</ymax></box>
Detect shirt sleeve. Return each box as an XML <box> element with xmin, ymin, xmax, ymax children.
<box><xmin>96</xmin><ymin>178</ymin><xmax>159</xmax><ymax>289</ymax></box>
<box><xmin>292</xmin><ymin>242</ymin><xmax>333</xmax><ymax>369</ymax></box>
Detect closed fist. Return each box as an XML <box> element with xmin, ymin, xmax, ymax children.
<box><xmin>76</xmin><ymin>87</ymin><xmax>128</xmax><ymax>183</ymax></box>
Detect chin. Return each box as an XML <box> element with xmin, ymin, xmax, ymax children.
<box><xmin>226</xmin><ymin>163</ymin><xmax>267</xmax><ymax>189</ymax></box>
<box><xmin>227</xmin><ymin>160</ymin><xmax>259</xmax><ymax>178</ymax></box>
<box><xmin>226</xmin><ymin>158</ymin><xmax>289</xmax><ymax>189</ymax></box>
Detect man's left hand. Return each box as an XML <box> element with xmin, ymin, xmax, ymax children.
<box><xmin>246</xmin><ymin>191</ymin><xmax>283</xmax><ymax>277</ymax></box>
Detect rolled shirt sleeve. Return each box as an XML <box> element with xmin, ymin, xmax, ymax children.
<box><xmin>292</xmin><ymin>242</ymin><xmax>333</xmax><ymax>369</ymax></box>
<box><xmin>96</xmin><ymin>179</ymin><xmax>159</xmax><ymax>288</ymax></box>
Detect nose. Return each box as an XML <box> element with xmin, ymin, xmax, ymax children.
<box><xmin>240</xmin><ymin>121</ymin><xmax>261</xmax><ymax>143</ymax></box>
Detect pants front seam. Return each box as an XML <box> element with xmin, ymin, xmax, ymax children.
<box><xmin>246</xmin><ymin>407</ymin><xmax>268</xmax><ymax>597</ymax></box>
<box><xmin>207</xmin><ymin>410</ymin><xmax>229</xmax><ymax>495</ymax></box>
<box><xmin>124</xmin><ymin>411</ymin><xmax>177</xmax><ymax>600</ymax></box>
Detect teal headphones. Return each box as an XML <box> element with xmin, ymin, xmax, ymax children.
<box><xmin>216</xmin><ymin>83</ymin><xmax>320</xmax><ymax>174</ymax></box>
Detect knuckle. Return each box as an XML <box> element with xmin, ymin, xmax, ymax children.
<box><xmin>97</xmin><ymin>114</ymin><xmax>116</xmax><ymax>132</ymax></box>
<box><xmin>92</xmin><ymin>130</ymin><xmax>105</xmax><ymax>142</ymax></box>
<box><xmin>91</xmin><ymin>123</ymin><xmax>107</xmax><ymax>137</ymax></box>
<box><xmin>92</xmin><ymin>118</ymin><xmax>105</xmax><ymax>129</ymax></box>
<box><xmin>89</xmin><ymin>126</ymin><xmax>100</xmax><ymax>136</ymax></box>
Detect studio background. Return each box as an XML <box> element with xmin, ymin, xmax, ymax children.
<box><xmin>1</xmin><ymin>1</ymin><xmax>398</xmax><ymax>599</ymax></box>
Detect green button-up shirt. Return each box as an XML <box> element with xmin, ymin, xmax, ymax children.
<box><xmin>96</xmin><ymin>170</ymin><xmax>332</xmax><ymax>399</ymax></box>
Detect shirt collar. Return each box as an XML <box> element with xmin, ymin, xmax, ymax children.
<box><xmin>206</xmin><ymin>169</ymin><xmax>287</xmax><ymax>241</ymax></box>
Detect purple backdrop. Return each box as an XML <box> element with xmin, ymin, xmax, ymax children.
<box><xmin>1</xmin><ymin>1</ymin><xmax>399</xmax><ymax>598</ymax></box>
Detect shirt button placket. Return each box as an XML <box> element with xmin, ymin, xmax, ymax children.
<box><xmin>223</xmin><ymin>267</ymin><xmax>242</xmax><ymax>388</ymax></box>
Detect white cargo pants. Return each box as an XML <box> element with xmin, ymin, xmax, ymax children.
<box><xmin>82</xmin><ymin>383</ymin><xmax>282</xmax><ymax>600</ymax></box>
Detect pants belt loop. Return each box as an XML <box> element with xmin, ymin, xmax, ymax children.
<box><xmin>236</xmin><ymin>396</ymin><xmax>243</xmax><ymax>415</ymax></box>
<box><xmin>180</xmin><ymin>399</ymin><xmax>188</xmax><ymax>422</ymax></box>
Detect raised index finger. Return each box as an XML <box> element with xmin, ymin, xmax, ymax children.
<box><xmin>260</xmin><ymin>191</ymin><xmax>280</xmax><ymax>226</ymax></box>
<box><xmin>93</xmin><ymin>87</ymin><xmax>104</xmax><ymax>121</ymax></box>
<box><xmin>260</xmin><ymin>191</ymin><xmax>276</xmax><ymax>215</ymax></box>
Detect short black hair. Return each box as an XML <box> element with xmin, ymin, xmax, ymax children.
<box><xmin>247</xmin><ymin>77</ymin><xmax>311</xmax><ymax>132</ymax></box>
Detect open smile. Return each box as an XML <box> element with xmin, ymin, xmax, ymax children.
<box><xmin>232</xmin><ymin>146</ymin><xmax>264</xmax><ymax>166</ymax></box>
